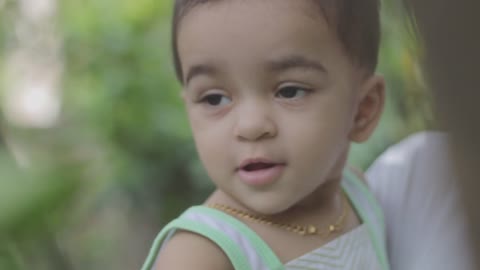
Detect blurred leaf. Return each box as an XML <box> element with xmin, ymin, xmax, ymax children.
<box><xmin>0</xmin><ymin>155</ymin><xmax>82</xmax><ymax>237</ymax></box>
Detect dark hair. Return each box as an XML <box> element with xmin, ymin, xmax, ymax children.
<box><xmin>171</xmin><ymin>0</ymin><xmax>381</xmax><ymax>83</ymax></box>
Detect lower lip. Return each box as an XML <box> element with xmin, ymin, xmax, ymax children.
<box><xmin>237</xmin><ymin>165</ymin><xmax>285</xmax><ymax>186</ymax></box>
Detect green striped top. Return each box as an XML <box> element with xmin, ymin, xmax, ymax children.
<box><xmin>142</xmin><ymin>169</ymin><xmax>389</xmax><ymax>270</ymax></box>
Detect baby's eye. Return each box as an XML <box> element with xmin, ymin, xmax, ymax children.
<box><xmin>200</xmin><ymin>94</ymin><xmax>232</xmax><ymax>106</ymax></box>
<box><xmin>276</xmin><ymin>86</ymin><xmax>310</xmax><ymax>99</ymax></box>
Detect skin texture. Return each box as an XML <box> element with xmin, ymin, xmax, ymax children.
<box><xmin>156</xmin><ymin>0</ymin><xmax>385</xmax><ymax>269</ymax></box>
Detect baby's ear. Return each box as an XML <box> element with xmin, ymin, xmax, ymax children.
<box><xmin>349</xmin><ymin>74</ymin><xmax>385</xmax><ymax>143</ymax></box>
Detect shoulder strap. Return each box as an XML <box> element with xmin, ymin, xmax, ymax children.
<box><xmin>342</xmin><ymin>168</ymin><xmax>390</xmax><ymax>270</ymax></box>
<box><xmin>141</xmin><ymin>206</ymin><xmax>283</xmax><ymax>270</ymax></box>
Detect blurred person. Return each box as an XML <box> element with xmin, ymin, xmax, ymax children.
<box><xmin>405</xmin><ymin>1</ymin><xmax>480</xmax><ymax>267</ymax></box>
<box><xmin>142</xmin><ymin>0</ymin><xmax>390</xmax><ymax>269</ymax></box>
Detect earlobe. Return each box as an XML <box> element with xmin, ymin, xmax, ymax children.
<box><xmin>349</xmin><ymin>74</ymin><xmax>385</xmax><ymax>143</ymax></box>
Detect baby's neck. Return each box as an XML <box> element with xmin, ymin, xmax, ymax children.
<box><xmin>266</xmin><ymin>177</ymin><xmax>344</xmax><ymax>227</ymax></box>
<box><xmin>293</xmin><ymin>176</ymin><xmax>341</xmax><ymax>209</ymax></box>
<box><xmin>207</xmin><ymin>176</ymin><xmax>344</xmax><ymax>227</ymax></box>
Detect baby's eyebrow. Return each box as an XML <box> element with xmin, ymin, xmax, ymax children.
<box><xmin>267</xmin><ymin>55</ymin><xmax>327</xmax><ymax>74</ymax></box>
<box><xmin>184</xmin><ymin>56</ymin><xmax>326</xmax><ymax>85</ymax></box>
<box><xmin>185</xmin><ymin>64</ymin><xmax>217</xmax><ymax>86</ymax></box>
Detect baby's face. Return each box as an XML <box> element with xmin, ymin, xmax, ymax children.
<box><xmin>178</xmin><ymin>0</ymin><xmax>364</xmax><ymax>214</ymax></box>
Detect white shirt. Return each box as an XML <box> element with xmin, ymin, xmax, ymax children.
<box><xmin>366</xmin><ymin>132</ymin><xmax>476</xmax><ymax>270</ymax></box>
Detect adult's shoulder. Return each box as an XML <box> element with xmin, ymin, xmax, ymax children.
<box><xmin>366</xmin><ymin>131</ymin><xmax>475</xmax><ymax>270</ymax></box>
<box><xmin>366</xmin><ymin>132</ymin><xmax>450</xmax><ymax>192</ymax></box>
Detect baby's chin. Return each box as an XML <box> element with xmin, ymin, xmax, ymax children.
<box><xmin>236</xmin><ymin>195</ymin><xmax>299</xmax><ymax>217</ymax></box>
<box><xmin>211</xmin><ymin>185</ymin><xmax>304</xmax><ymax>216</ymax></box>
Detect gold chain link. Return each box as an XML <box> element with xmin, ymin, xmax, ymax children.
<box><xmin>208</xmin><ymin>191</ymin><xmax>348</xmax><ymax>237</ymax></box>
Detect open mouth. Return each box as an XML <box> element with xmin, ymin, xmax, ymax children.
<box><xmin>242</xmin><ymin>162</ymin><xmax>277</xmax><ymax>171</ymax></box>
<box><xmin>237</xmin><ymin>160</ymin><xmax>285</xmax><ymax>186</ymax></box>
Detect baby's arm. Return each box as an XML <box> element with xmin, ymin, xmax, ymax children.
<box><xmin>154</xmin><ymin>231</ymin><xmax>234</xmax><ymax>270</ymax></box>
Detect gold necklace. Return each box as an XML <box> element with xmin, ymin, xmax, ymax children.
<box><xmin>209</xmin><ymin>191</ymin><xmax>348</xmax><ymax>237</ymax></box>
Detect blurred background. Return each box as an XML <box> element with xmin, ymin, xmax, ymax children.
<box><xmin>0</xmin><ymin>0</ymin><xmax>434</xmax><ymax>269</ymax></box>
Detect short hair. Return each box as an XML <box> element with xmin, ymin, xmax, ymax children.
<box><xmin>171</xmin><ymin>0</ymin><xmax>381</xmax><ymax>83</ymax></box>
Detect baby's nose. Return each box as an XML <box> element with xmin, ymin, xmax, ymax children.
<box><xmin>234</xmin><ymin>101</ymin><xmax>277</xmax><ymax>141</ymax></box>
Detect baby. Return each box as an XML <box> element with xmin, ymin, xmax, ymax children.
<box><xmin>143</xmin><ymin>0</ymin><xmax>389</xmax><ymax>269</ymax></box>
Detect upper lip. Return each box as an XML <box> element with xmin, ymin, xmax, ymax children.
<box><xmin>237</xmin><ymin>158</ymin><xmax>284</xmax><ymax>171</ymax></box>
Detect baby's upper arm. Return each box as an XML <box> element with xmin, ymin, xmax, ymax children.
<box><xmin>153</xmin><ymin>231</ymin><xmax>234</xmax><ymax>270</ymax></box>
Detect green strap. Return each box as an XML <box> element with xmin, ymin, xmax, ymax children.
<box><xmin>342</xmin><ymin>169</ymin><xmax>390</xmax><ymax>270</ymax></box>
<box><xmin>344</xmin><ymin>169</ymin><xmax>385</xmax><ymax>225</ymax></box>
<box><xmin>186</xmin><ymin>206</ymin><xmax>284</xmax><ymax>269</ymax></box>
<box><xmin>141</xmin><ymin>218</ymin><xmax>251</xmax><ymax>270</ymax></box>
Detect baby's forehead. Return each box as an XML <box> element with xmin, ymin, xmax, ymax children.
<box><xmin>178</xmin><ymin>1</ymin><xmax>334</xmax><ymax>49</ymax></box>
<box><xmin>178</xmin><ymin>3</ymin><xmax>350</xmax><ymax>71</ymax></box>
<box><xmin>173</xmin><ymin>0</ymin><xmax>380</xmax><ymax>81</ymax></box>
<box><xmin>178</xmin><ymin>0</ymin><xmax>331</xmax><ymax>30</ymax></box>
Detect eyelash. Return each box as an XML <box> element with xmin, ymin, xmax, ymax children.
<box><xmin>198</xmin><ymin>93</ymin><xmax>231</xmax><ymax>106</ymax></box>
<box><xmin>275</xmin><ymin>85</ymin><xmax>313</xmax><ymax>99</ymax></box>
<box><xmin>194</xmin><ymin>83</ymin><xmax>313</xmax><ymax>106</ymax></box>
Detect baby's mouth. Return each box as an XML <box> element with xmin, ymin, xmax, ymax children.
<box><xmin>242</xmin><ymin>162</ymin><xmax>277</xmax><ymax>172</ymax></box>
<box><xmin>237</xmin><ymin>160</ymin><xmax>286</xmax><ymax>186</ymax></box>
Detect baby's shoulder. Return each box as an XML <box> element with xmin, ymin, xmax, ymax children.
<box><xmin>154</xmin><ymin>230</ymin><xmax>234</xmax><ymax>270</ymax></box>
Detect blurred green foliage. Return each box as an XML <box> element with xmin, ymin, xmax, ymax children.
<box><xmin>0</xmin><ymin>0</ymin><xmax>433</xmax><ymax>269</ymax></box>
